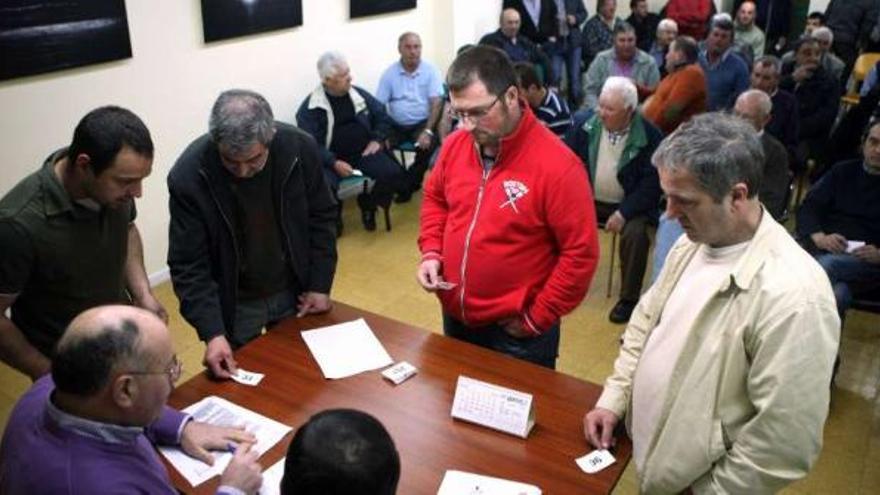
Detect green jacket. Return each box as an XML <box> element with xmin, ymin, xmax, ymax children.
<box><xmin>564</xmin><ymin>111</ymin><xmax>662</xmax><ymax>220</ymax></box>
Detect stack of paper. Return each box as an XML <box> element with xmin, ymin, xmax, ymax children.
<box><xmin>437</xmin><ymin>470</ymin><xmax>542</xmax><ymax>494</ymax></box>
<box><xmin>159</xmin><ymin>396</ymin><xmax>292</xmax><ymax>487</ymax></box>
<box><xmin>300</xmin><ymin>318</ymin><xmax>393</xmax><ymax>379</ymax></box>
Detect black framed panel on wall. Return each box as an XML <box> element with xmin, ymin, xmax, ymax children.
<box><xmin>0</xmin><ymin>0</ymin><xmax>132</xmax><ymax>81</ymax></box>
<box><xmin>351</xmin><ymin>0</ymin><xmax>417</xmax><ymax>18</ymax></box>
<box><xmin>201</xmin><ymin>0</ymin><xmax>303</xmax><ymax>43</ymax></box>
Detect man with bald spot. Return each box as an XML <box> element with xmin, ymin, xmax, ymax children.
<box><xmin>0</xmin><ymin>305</ymin><xmax>263</xmax><ymax>494</ymax></box>
<box><xmin>733</xmin><ymin>89</ymin><xmax>791</xmax><ymax>220</ymax></box>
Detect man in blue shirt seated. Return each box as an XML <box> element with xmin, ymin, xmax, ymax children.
<box><xmin>0</xmin><ymin>305</ymin><xmax>263</xmax><ymax>494</ymax></box>
<box><xmin>514</xmin><ymin>61</ymin><xmax>572</xmax><ymax>136</ymax></box>
<box><xmin>376</xmin><ymin>32</ymin><xmax>444</xmax><ymax>203</ymax></box>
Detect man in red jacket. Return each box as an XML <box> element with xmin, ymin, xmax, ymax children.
<box><xmin>417</xmin><ymin>46</ymin><xmax>599</xmax><ymax>369</ymax></box>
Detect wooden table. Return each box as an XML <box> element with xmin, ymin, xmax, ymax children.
<box><xmin>165</xmin><ymin>302</ymin><xmax>631</xmax><ymax>494</ymax></box>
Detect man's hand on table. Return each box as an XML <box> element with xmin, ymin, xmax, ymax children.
<box><xmin>180</xmin><ymin>421</ymin><xmax>256</xmax><ymax>465</ymax></box>
<box><xmin>296</xmin><ymin>292</ymin><xmax>331</xmax><ymax>317</ymax></box>
<box><xmin>219</xmin><ymin>441</ymin><xmax>263</xmax><ymax>494</ymax></box>
<box><xmin>583</xmin><ymin>407</ymin><xmax>619</xmax><ymax>450</ymax></box>
<box><xmin>204</xmin><ymin>335</ymin><xmax>238</xmax><ymax>379</ymax></box>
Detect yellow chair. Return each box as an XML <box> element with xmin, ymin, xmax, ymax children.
<box><xmin>841</xmin><ymin>52</ymin><xmax>880</xmax><ymax>108</ymax></box>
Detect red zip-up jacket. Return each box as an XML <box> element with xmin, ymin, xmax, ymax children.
<box><xmin>418</xmin><ymin>105</ymin><xmax>599</xmax><ymax>334</ymax></box>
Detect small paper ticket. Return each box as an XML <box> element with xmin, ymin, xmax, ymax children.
<box><xmin>846</xmin><ymin>240</ymin><xmax>866</xmax><ymax>253</ymax></box>
<box><xmin>381</xmin><ymin>361</ymin><xmax>418</xmax><ymax>385</ymax></box>
<box><xmin>231</xmin><ymin>369</ymin><xmax>265</xmax><ymax>386</ymax></box>
<box><xmin>576</xmin><ymin>449</ymin><xmax>616</xmax><ymax>474</ymax></box>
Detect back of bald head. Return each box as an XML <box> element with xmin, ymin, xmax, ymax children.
<box><xmin>501</xmin><ymin>8</ymin><xmax>520</xmax><ymax>24</ymax></box>
<box><xmin>737</xmin><ymin>89</ymin><xmax>772</xmax><ymax>118</ymax></box>
<box><xmin>52</xmin><ymin>305</ymin><xmax>161</xmax><ymax>397</ymax></box>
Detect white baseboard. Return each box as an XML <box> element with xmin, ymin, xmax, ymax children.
<box><xmin>149</xmin><ymin>267</ymin><xmax>171</xmax><ymax>287</ymax></box>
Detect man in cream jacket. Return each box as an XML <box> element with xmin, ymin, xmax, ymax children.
<box><xmin>584</xmin><ymin>112</ymin><xmax>840</xmax><ymax>494</ymax></box>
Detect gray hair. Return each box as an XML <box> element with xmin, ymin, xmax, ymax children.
<box><xmin>317</xmin><ymin>51</ymin><xmax>348</xmax><ymax>80</ymax></box>
<box><xmin>711</xmin><ymin>12</ymin><xmax>734</xmax><ymax>32</ymax></box>
<box><xmin>738</xmin><ymin>89</ymin><xmax>773</xmax><ymax>118</ymax></box>
<box><xmin>601</xmin><ymin>76</ymin><xmax>638</xmax><ymax>111</ymax></box>
<box><xmin>209</xmin><ymin>89</ymin><xmax>275</xmax><ymax>154</ymax></box>
<box><xmin>652</xmin><ymin>112</ymin><xmax>764</xmax><ymax>201</ymax></box>
<box><xmin>613</xmin><ymin>21</ymin><xmax>636</xmax><ymax>37</ymax></box>
<box><xmin>812</xmin><ymin>26</ymin><xmax>834</xmax><ymax>44</ymax></box>
<box><xmin>754</xmin><ymin>54</ymin><xmax>781</xmax><ymax>74</ymax></box>
<box><xmin>657</xmin><ymin>18</ymin><xmax>678</xmax><ymax>34</ymax></box>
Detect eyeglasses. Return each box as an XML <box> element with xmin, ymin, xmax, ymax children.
<box><xmin>128</xmin><ymin>354</ymin><xmax>182</xmax><ymax>384</ymax></box>
<box><xmin>449</xmin><ymin>94</ymin><xmax>503</xmax><ymax>123</ymax></box>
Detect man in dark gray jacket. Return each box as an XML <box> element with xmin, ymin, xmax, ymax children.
<box><xmin>168</xmin><ymin>89</ymin><xmax>337</xmax><ymax>379</ymax></box>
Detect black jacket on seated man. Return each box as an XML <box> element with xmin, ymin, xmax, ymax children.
<box><xmin>779</xmin><ymin>62</ymin><xmax>839</xmax><ymax>163</ymax></box>
<box><xmin>766</xmin><ymin>89</ymin><xmax>799</xmax><ymax>166</ymax></box>
<box><xmin>167</xmin><ymin>123</ymin><xmax>338</xmax><ymax>344</ymax></box>
<box><xmin>797</xmin><ymin>158</ymin><xmax>880</xmax><ymax>250</ymax></box>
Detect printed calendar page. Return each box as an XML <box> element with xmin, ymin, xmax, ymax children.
<box><xmin>450</xmin><ymin>375</ymin><xmax>535</xmax><ymax>438</ymax></box>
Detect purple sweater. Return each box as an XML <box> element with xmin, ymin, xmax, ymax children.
<box><xmin>0</xmin><ymin>376</ymin><xmax>194</xmax><ymax>494</ymax></box>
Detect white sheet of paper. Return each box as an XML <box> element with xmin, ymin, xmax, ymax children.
<box><xmin>258</xmin><ymin>458</ymin><xmax>285</xmax><ymax>495</ymax></box>
<box><xmin>231</xmin><ymin>368</ymin><xmax>264</xmax><ymax>386</ymax></box>
<box><xmin>846</xmin><ymin>240</ymin><xmax>866</xmax><ymax>253</ymax></box>
<box><xmin>159</xmin><ymin>396</ymin><xmax>291</xmax><ymax>487</ymax></box>
<box><xmin>300</xmin><ymin>318</ymin><xmax>393</xmax><ymax>379</ymax></box>
<box><xmin>575</xmin><ymin>449</ymin><xmax>616</xmax><ymax>474</ymax></box>
<box><xmin>437</xmin><ymin>470</ymin><xmax>542</xmax><ymax>495</ymax></box>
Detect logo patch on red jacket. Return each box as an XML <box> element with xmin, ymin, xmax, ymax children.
<box><xmin>500</xmin><ymin>180</ymin><xmax>529</xmax><ymax>213</ymax></box>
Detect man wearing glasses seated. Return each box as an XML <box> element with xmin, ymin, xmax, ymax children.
<box><xmin>417</xmin><ymin>45</ymin><xmax>599</xmax><ymax>370</ymax></box>
<box><xmin>0</xmin><ymin>305</ymin><xmax>263</xmax><ymax>494</ymax></box>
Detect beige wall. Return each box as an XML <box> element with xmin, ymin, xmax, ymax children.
<box><xmin>0</xmin><ymin>0</ymin><xmax>834</xmax><ymax>281</ymax></box>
